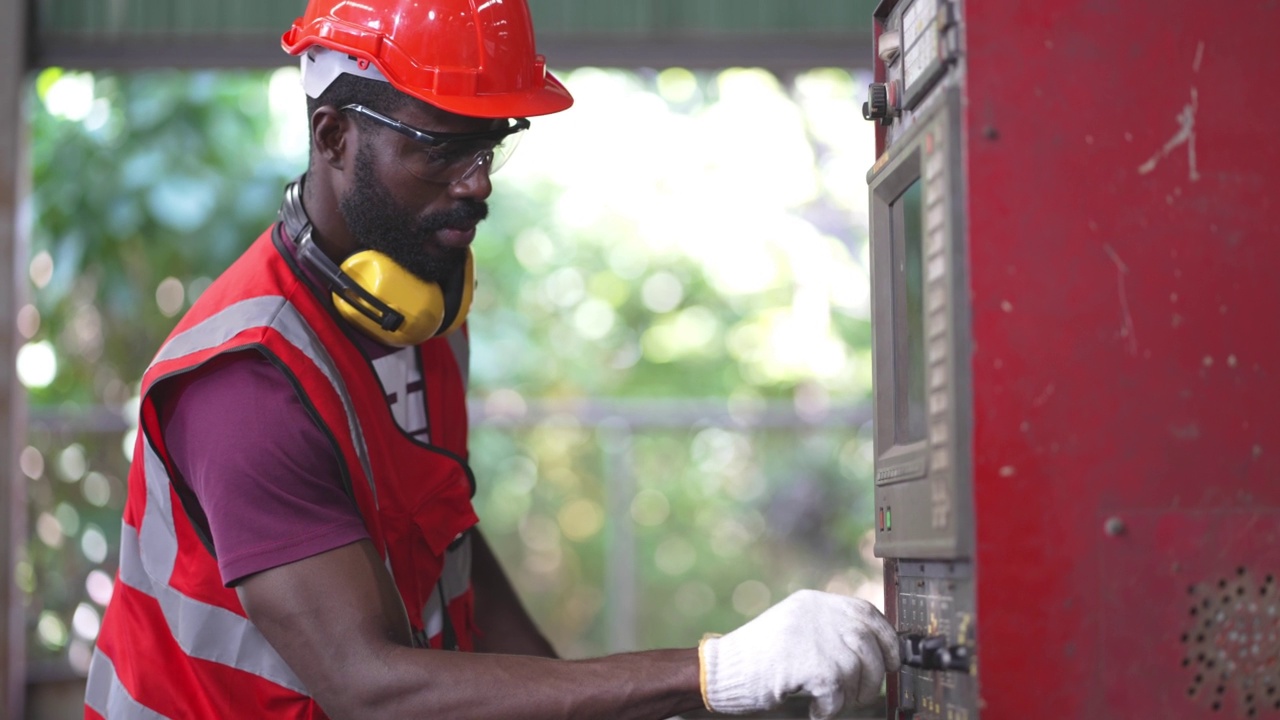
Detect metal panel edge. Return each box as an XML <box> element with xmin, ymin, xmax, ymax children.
<box><xmin>2</xmin><ymin>1</ymin><xmax>31</xmax><ymax>718</ymax></box>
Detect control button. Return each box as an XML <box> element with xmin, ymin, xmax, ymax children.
<box><xmin>931</xmin><ymin>448</ymin><xmax>948</xmax><ymax>471</ymax></box>
<box><xmin>878</xmin><ymin>30</ymin><xmax>902</xmax><ymax>63</ymax></box>
<box><xmin>931</xmin><ymin>392</ymin><xmax>952</xmax><ymax>415</ymax></box>
<box><xmin>930</xmin><ymin>421</ymin><xmax>948</xmax><ymax>444</ymax></box>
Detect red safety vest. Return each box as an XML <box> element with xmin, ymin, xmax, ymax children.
<box><xmin>86</xmin><ymin>226</ymin><xmax>479</xmax><ymax>719</ymax></box>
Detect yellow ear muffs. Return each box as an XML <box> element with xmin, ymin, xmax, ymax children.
<box><xmin>277</xmin><ymin>178</ymin><xmax>475</xmax><ymax>347</ymax></box>
<box><xmin>439</xmin><ymin>251</ymin><xmax>475</xmax><ymax>337</ymax></box>
<box><xmin>333</xmin><ymin>249</ymin><xmax>475</xmax><ymax>348</ymax></box>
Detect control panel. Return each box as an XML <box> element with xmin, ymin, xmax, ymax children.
<box><xmin>863</xmin><ymin>0</ymin><xmax>961</xmax><ymax>145</ymax></box>
<box><xmin>865</xmin><ymin>0</ymin><xmax>975</xmax><ymax>718</ymax></box>
<box><xmin>892</xmin><ymin>562</ymin><xmax>976</xmax><ymax>720</ymax></box>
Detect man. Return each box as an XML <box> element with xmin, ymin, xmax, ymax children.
<box><xmin>86</xmin><ymin>1</ymin><xmax>900</xmax><ymax>718</ymax></box>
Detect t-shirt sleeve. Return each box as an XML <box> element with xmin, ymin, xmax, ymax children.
<box><xmin>156</xmin><ymin>351</ymin><xmax>371</xmax><ymax>587</ymax></box>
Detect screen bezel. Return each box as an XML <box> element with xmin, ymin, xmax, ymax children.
<box><xmin>870</xmin><ymin>145</ymin><xmax>930</xmax><ymax>484</ymax></box>
<box><xmin>870</xmin><ymin>85</ymin><xmax>970</xmax><ymax>559</ymax></box>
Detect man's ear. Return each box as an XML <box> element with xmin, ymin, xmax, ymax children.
<box><xmin>311</xmin><ymin>106</ymin><xmax>351</xmax><ymax>170</ymax></box>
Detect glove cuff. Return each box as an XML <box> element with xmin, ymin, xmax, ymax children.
<box><xmin>698</xmin><ymin>633</ymin><xmax>722</xmax><ymax>711</ymax></box>
<box><xmin>702</xmin><ymin>630</ymin><xmax>777</xmax><ymax>714</ymax></box>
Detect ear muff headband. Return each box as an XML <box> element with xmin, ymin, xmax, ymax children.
<box><xmin>280</xmin><ymin>179</ymin><xmax>474</xmax><ymax>347</ymax></box>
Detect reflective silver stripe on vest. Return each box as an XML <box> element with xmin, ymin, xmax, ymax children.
<box><xmin>445</xmin><ymin>329</ymin><xmax>470</xmax><ymax>390</ymax></box>
<box><xmin>421</xmin><ymin>533</ymin><xmax>473</xmax><ymax>637</ymax></box>
<box><xmin>154</xmin><ymin>296</ymin><xmax>377</xmax><ymax>504</ymax></box>
<box><xmin>103</xmin><ymin>443</ymin><xmax>308</xmax><ymax>694</ymax></box>
<box><xmin>139</xmin><ymin>445</ymin><xmax>177</xmax><ymax>584</ymax></box>
<box><xmin>86</xmin><ymin>649</ymin><xmax>171</xmax><ymax>719</ymax></box>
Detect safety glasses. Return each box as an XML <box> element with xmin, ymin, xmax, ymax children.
<box><xmin>342</xmin><ymin>103</ymin><xmax>531</xmax><ymax>184</ymax></box>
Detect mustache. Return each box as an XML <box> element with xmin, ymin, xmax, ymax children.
<box><xmin>418</xmin><ymin>199</ymin><xmax>489</xmax><ymax>232</ymax></box>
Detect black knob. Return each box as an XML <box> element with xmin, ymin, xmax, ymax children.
<box><xmin>862</xmin><ymin>83</ymin><xmax>890</xmax><ymax>122</ymax></box>
<box><xmin>899</xmin><ymin>633</ymin><xmax>971</xmax><ymax>672</ymax></box>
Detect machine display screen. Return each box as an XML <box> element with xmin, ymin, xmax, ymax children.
<box><xmin>893</xmin><ymin>179</ymin><xmax>927</xmax><ymax>445</ymax></box>
<box><xmin>902</xmin><ymin>0</ymin><xmax>940</xmax><ymax>96</ymax></box>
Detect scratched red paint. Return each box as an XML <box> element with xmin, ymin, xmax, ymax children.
<box><xmin>865</xmin><ymin>0</ymin><xmax>1280</xmax><ymax>717</ymax></box>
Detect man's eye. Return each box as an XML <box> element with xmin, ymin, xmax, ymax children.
<box><xmin>405</xmin><ymin>143</ymin><xmax>463</xmax><ymax>168</ymax></box>
<box><xmin>418</xmin><ymin>147</ymin><xmax>457</xmax><ymax>167</ymax></box>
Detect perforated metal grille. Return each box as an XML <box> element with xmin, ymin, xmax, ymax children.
<box><xmin>1183</xmin><ymin>568</ymin><xmax>1280</xmax><ymax>717</ymax></box>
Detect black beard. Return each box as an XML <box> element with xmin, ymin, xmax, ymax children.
<box><xmin>339</xmin><ymin>140</ymin><xmax>487</xmax><ymax>284</ymax></box>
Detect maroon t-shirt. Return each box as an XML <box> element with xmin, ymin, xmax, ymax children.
<box><xmin>157</xmin><ymin>231</ymin><xmax>402</xmax><ymax>586</ymax></box>
<box><xmin>158</xmin><ymin>353</ymin><xmax>371</xmax><ymax>585</ymax></box>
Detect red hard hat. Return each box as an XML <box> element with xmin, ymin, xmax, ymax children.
<box><xmin>281</xmin><ymin>0</ymin><xmax>573</xmax><ymax>119</ymax></box>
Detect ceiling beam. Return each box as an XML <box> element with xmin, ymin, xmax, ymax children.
<box><xmin>32</xmin><ymin>33</ymin><xmax>873</xmax><ymax>72</ymax></box>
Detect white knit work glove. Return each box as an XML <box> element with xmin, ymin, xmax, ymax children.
<box><xmin>698</xmin><ymin>589</ymin><xmax>900</xmax><ymax>720</ymax></box>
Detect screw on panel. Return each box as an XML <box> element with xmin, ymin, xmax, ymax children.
<box><xmin>1104</xmin><ymin>516</ymin><xmax>1126</xmax><ymax>536</ymax></box>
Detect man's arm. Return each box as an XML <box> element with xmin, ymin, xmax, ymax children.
<box><xmin>237</xmin><ymin>539</ymin><xmax>701</xmax><ymax>720</ymax></box>
<box><xmin>469</xmin><ymin>529</ymin><xmax>558</xmax><ymax>657</ymax></box>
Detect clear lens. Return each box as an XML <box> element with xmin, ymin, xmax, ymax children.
<box><xmin>488</xmin><ymin>130</ymin><xmax>523</xmax><ymax>174</ymax></box>
<box><xmin>396</xmin><ymin>129</ymin><xmax>525</xmax><ymax>184</ymax></box>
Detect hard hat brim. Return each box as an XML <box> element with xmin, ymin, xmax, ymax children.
<box><xmin>414</xmin><ymin>72</ymin><xmax>574</xmax><ymax>119</ymax></box>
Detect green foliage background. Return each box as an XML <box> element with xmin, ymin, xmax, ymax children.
<box><xmin>21</xmin><ymin>66</ymin><xmax>879</xmax><ymax>673</ymax></box>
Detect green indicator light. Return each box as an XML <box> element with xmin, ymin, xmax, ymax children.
<box><xmin>886</xmin><ymin>508</ymin><xmax>892</xmax><ymax>531</ymax></box>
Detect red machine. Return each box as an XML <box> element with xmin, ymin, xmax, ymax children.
<box><xmin>863</xmin><ymin>1</ymin><xmax>1280</xmax><ymax>717</ymax></box>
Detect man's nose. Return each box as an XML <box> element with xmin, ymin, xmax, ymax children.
<box><xmin>449</xmin><ymin>156</ymin><xmax>493</xmax><ymax>200</ymax></box>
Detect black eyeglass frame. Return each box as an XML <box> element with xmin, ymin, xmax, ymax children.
<box><xmin>341</xmin><ymin>103</ymin><xmax>531</xmax><ymax>147</ymax></box>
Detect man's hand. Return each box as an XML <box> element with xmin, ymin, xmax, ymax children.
<box><xmin>698</xmin><ymin>589</ymin><xmax>900</xmax><ymax>720</ymax></box>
